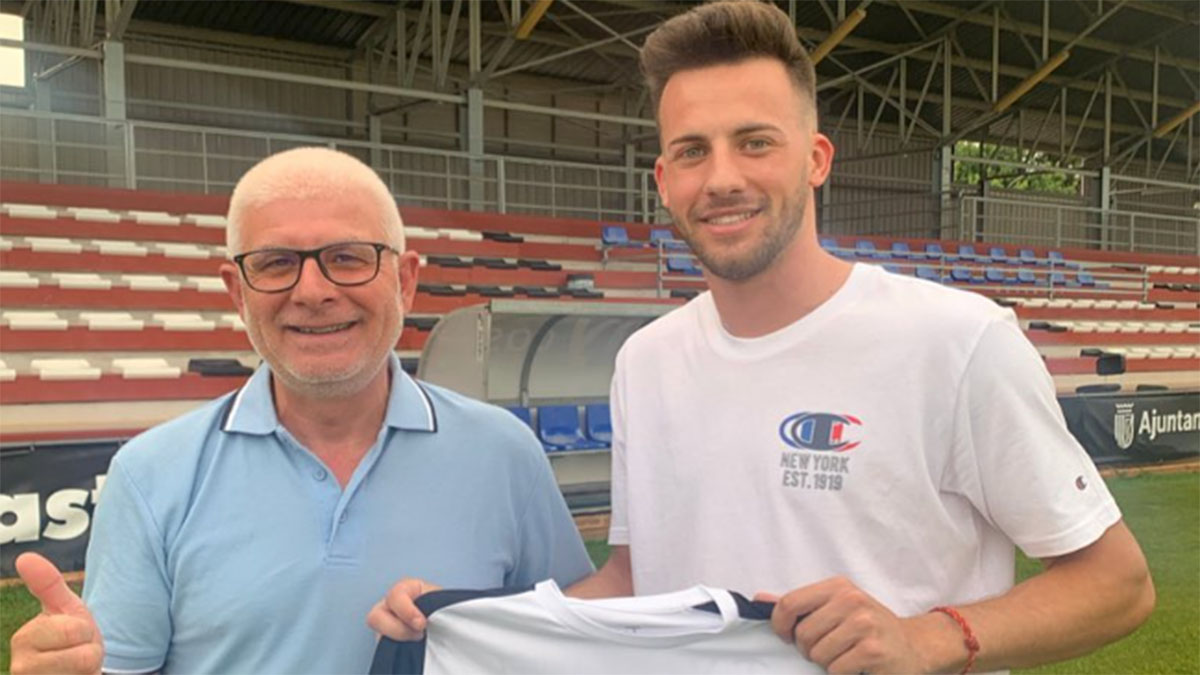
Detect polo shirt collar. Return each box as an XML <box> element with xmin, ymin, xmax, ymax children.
<box><xmin>222</xmin><ymin>353</ymin><xmax>437</xmax><ymax>435</ymax></box>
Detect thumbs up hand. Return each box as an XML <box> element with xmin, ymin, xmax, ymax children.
<box><xmin>9</xmin><ymin>553</ymin><xmax>104</xmax><ymax>675</ymax></box>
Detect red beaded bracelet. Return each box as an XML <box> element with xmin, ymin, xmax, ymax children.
<box><xmin>931</xmin><ymin>606</ymin><xmax>980</xmax><ymax>674</ymax></box>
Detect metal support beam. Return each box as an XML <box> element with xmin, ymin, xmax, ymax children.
<box><xmin>466</xmin><ymin>88</ymin><xmax>485</xmax><ymax>210</ymax></box>
<box><xmin>490</xmin><ymin>24</ymin><xmax>655</xmax><ymax>80</ymax></box>
<box><xmin>102</xmin><ymin>40</ymin><xmax>130</xmax><ymax>188</ymax></box>
<box><xmin>991</xmin><ymin>5</ymin><xmax>999</xmax><ymax>102</ymax></box>
<box><xmin>104</xmin><ymin>0</ymin><xmax>138</xmax><ymax>40</ymax></box>
<box><xmin>515</xmin><ymin>0</ymin><xmax>554</xmax><ymax>40</ymax></box>
<box><xmin>811</xmin><ymin>7</ymin><xmax>866</xmax><ymax>64</ymax></box>
<box><xmin>1104</xmin><ymin>69</ymin><xmax>1112</xmax><ymax>162</ymax></box>
<box><xmin>558</xmin><ymin>0</ymin><xmax>640</xmax><ymax>52</ymax></box>
<box><xmin>1154</xmin><ymin>102</ymin><xmax>1200</xmax><ymax>139</ymax></box>
<box><xmin>942</xmin><ymin>35</ymin><xmax>951</xmax><ymax>137</ymax></box>
<box><xmin>468</xmin><ymin>0</ymin><xmax>481</xmax><ymax>79</ymax></box>
<box><xmin>993</xmin><ymin>50</ymin><xmax>1069</xmax><ymax>113</ymax></box>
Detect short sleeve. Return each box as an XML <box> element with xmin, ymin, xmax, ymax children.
<box><xmin>508</xmin><ymin>433</ymin><xmax>594</xmax><ymax>588</ymax></box>
<box><xmin>948</xmin><ymin>317</ymin><xmax>1121</xmax><ymax>559</ymax></box>
<box><xmin>82</xmin><ymin>458</ymin><xmax>173</xmax><ymax>673</ymax></box>
<box><xmin>606</xmin><ymin>347</ymin><xmax>629</xmax><ymax>546</ymax></box>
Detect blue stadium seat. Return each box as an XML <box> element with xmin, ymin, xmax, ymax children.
<box><xmin>1077</xmin><ymin>271</ymin><xmax>1096</xmax><ymax>286</ymax></box>
<box><xmin>951</xmin><ymin>266</ymin><xmax>982</xmax><ymax>283</ymax></box>
<box><xmin>984</xmin><ymin>267</ymin><xmax>1011</xmax><ymax>284</ymax></box>
<box><xmin>855</xmin><ymin>240</ymin><xmax>888</xmax><ymax>259</ymax></box>
<box><xmin>1018</xmin><ymin>248</ymin><xmax>1044</xmax><ymax>266</ymax></box>
<box><xmin>890</xmin><ymin>242</ymin><xmax>913</xmax><ymax>258</ymax></box>
<box><xmin>1048</xmin><ymin>250</ymin><xmax>1081</xmax><ymax>269</ymax></box>
<box><xmin>820</xmin><ymin>236</ymin><xmax>838</xmax><ymax>252</ymax></box>
<box><xmin>584</xmin><ymin>403</ymin><xmax>612</xmax><ymax>445</ymax></box>
<box><xmin>601</xmin><ymin>226</ymin><xmax>630</xmax><ymax>246</ymax></box>
<box><xmin>1016</xmin><ymin>269</ymin><xmax>1038</xmax><ymax>284</ymax></box>
<box><xmin>925</xmin><ymin>242</ymin><xmax>950</xmax><ymax>261</ymax></box>
<box><xmin>537</xmin><ymin>405</ymin><xmax>594</xmax><ymax>451</ymax></box>
<box><xmin>650</xmin><ymin>228</ymin><xmax>674</xmax><ymax>245</ymax></box>
<box><xmin>957</xmin><ymin>244</ymin><xmax>991</xmax><ymax>263</ymax></box>
<box><xmin>506</xmin><ymin>406</ymin><xmax>533</xmax><ymax>429</ymax></box>
<box><xmin>883</xmin><ymin>263</ymin><xmax>901</xmax><ymax>274</ymax></box>
<box><xmin>989</xmin><ymin>246</ymin><xmax>1013</xmax><ymax>264</ymax></box>
<box><xmin>915</xmin><ymin>265</ymin><xmax>942</xmax><ymax>282</ymax></box>
<box><xmin>1049</xmin><ymin>271</ymin><xmax>1081</xmax><ymax>288</ymax></box>
<box><xmin>666</xmin><ymin>256</ymin><xmax>702</xmax><ymax>275</ymax></box>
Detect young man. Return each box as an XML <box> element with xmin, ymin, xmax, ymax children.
<box><xmin>9</xmin><ymin>148</ymin><xmax>592</xmax><ymax>675</ymax></box>
<box><xmin>376</xmin><ymin>3</ymin><xmax>1153</xmax><ymax>673</ymax></box>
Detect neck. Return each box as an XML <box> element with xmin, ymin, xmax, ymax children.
<box><xmin>705</xmin><ymin>224</ymin><xmax>853</xmax><ymax>338</ymax></box>
<box><xmin>272</xmin><ymin>367</ymin><xmax>391</xmax><ymax>485</ymax></box>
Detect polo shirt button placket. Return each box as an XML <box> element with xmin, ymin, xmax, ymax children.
<box><xmin>313</xmin><ymin>467</ymin><xmax>328</xmax><ymax>482</ymax></box>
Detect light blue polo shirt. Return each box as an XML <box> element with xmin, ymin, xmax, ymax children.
<box><xmin>82</xmin><ymin>354</ymin><xmax>593</xmax><ymax>674</ymax></box>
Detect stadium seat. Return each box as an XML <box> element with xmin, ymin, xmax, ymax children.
<box><xmin>1076</xmin><ymin>383</ymin><xmax>1121</xmax><ymax>394</ymax></box>
<box><xmin>666</xmin><ymin>256</ymin><xmax>702</xmax><ymax>275</ymax></box>
<box><xmin>473</xmin><ymin>257</ymin><xmax>519</xmax><ymax>270</ymax></box>
<box><xmin>602</xmin><ymin>226</ymin><xmax>630</xmax><ymax>246</ymax></box>
<box><xmin>184</xmin><ymin>214</ymin><xmax>228</xmax><ymax>228</ymax></box>
<box><xmin>155</xmin><ymin>243</ymin><xmax>212</xmax><ymax>259</ymax></box>
<box><xmin>28</xmin><ymin>237</ymin><xmax>83</xmax><ymax>254</ymax></box>
<box><xmin>52</xmin><ymin>273</ymin><xmax>112</xmax><ymax>290</ymax></box>
<box><xmin>188</xmin><ymin>358</ymin><xmax>253</xmax><ymax>376</ymax></box>
<box><xmin>113</xmin><ymin>358</ymin><xmax>183</xmax><ymax>379</ymax></box>
<box><xmin>584</xmin><ymin>403</ymin><xmax>613</xmax><ymax>445</ymax></box>
<box><xmin>956</xmin><ymin>245</ymin><xmax>990</xmax><ymax>263</ymax></box>
<box><xmin>481</xmin><ymin>231</ymin><xmax>523</xmax><ymax>244</ymax></box>
<box><xmin>405</xmin><ymin>226</ymin><xmax>438</xmax><ymax>240</ymax></box>
<box><xmin>67</xmin><ymin>207</ymin><xmax>120</xmax><ymax>223</ymax></box>
<box><xmin>819</xmin><ymin>236</ymin><xmax>838</xmax><ymax>251</ymax></box>
<box><xmin>890</xmin><ymin>242</ymin><xmax>914</xmax><ymax>258</ymax></box>
<box><xmin>4</xmin><ymin>311</ymin><xmax>68</xmax><ymax>330</ymax></box>
<box><xmin>924</xmin><ymin>242</ymin><xmax>950</xmax><ymax>261</ymax></box>
<box><xmin>32</xmin><ymin>358</ymin><xmax>101</xmax><ymax>381</ymax></box>
<box><xmin>1047</xmin><ymin>250</ymin><xmax>1080</xmax><ymax>269</ymax></box>
<box><xmin>649</xmin><ymin>229</ymin><xmax>674</xmax><ymax>246</ymax></box>
<box><xmin>124</xmin><ymin>274</ymin><xmax>181</xmax><ymax>291</ymax></box>
<box><xmin>950</xmin><ymin>266</ymin><xmax>981</xmax><ymax>284</ymax></box>
<box><xmin>185</xmin><ymin>276</ymin><xmax>226</xmax><ymax>293</ymax></box>
<box><xmin>0</xmin><ymin>271</ymin><xmax>40</xmax><ymax>288</ymax></box>
<box><xmin>95</xmin><ymin>239</ymin><xmax>150</xmax><ymax>256</ymax></box>
<box><xmin>854</xmin><ymin>240</ymin><xmax>887</xmax><ymax>259</ymax></box>
<box><xmin>129</xmin><ymin>210</ymin><xmax>181</xmax><ymax>226</ymax></box>
<box><xmin>989</xmin><ymin>247</ymin><xmax>1013</xmax><ymax>264</ymax></box>
<box><xmin>1077</xmin><ymin>271</ymin><xmax>1096</xmax><ymax>286</ymax></box>
<box><xmin>1016</xmin><ymin>269</ymin><xmax>1038</xmax><ymax>284</ymax></box>
<box><xmin>0</xmin><ymin>359</ymin><xmax>15</xmax><ymax>382</ymax></box>
<box><xmin>882</xmin><ymin>264</ymin><xmax>901</xmax><ymax>274</ymax></box>
<box><xmin>984</xmin><ymin>267</ymin><xmax>1011</xmax><ymax>284</ymax></box>
<box><xmin>915</xmin><ymin>266</ymin><xmax>941</xmax><ymax>283</ymax></box>
<box><xmin>506</xmin><ymin>406</ymin><xmax>534</xmax><ymax>429</ymax></box>
<box><xmin>1018</xmin><ymin>248</ymin><xmax>1044</xmax><ymax>266</ymax></box>
<box><xmin>3</xmin><ymin>203</ymin><xmax>57</xmax><ymax>219</ymax></box>
<box><xmin>82</xmin><ymin>312</ymin><xmax>145</xmax><ymax>330</ymax></box>
<box><xmin>537</xmin><ymin>405</ymin><xmax>602</xmax><ymax>451</ymax></box>
<box><xmin>152</xmin><ymin>313</ymin><xmax>216</xmax><ymax>331</ymax></box>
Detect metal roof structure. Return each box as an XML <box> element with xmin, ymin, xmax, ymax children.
<box><xmin>4</xmin><ymin>0</ymin><xmax>1199</xmax><ymax>177</ymax></box>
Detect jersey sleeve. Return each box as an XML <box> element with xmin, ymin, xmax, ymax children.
<box><xmin>507</xmin><ymin>434</ymin><xmax>594</xmax><ymax>588</ymax></box>
<box><xmin>948</xmin><ymin>316</ymin><xmax>1121</xmax><ymax>559</ymax></box>
<box><xmin>606</xmin><ymin>347</ymin><xmax>630</xmax><ymax>546</ymax></box>
<box><xmin>81</xmin><ymin>456</ymin><xmax>172</xmax><ymax>673</ymax></box>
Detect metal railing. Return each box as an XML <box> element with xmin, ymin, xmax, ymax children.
<box><xmin>0</xmin><ymin>108</ymin><xmax>663</xmax><ymax>224</ymax></box>
<box><xmin>959</xmin><ymin>195</ymin><xmax>1199</xmax><ymax>256</ymax></box>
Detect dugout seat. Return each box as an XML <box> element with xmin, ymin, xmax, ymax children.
<box><xmin>584</xmin><ymin>403</ymin><xmax>613</xmax><ymax>445</ymax></box>
<box><xmin>537</xmin><ymin>405</ymin><xmax>604</xmax><ymax>451</ymax></box>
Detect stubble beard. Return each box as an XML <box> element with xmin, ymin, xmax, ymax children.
<box><xmin>242</xmin><ymin>300</ymin><xmax>404</xmax><ymax>400</ymax></box>
<box><xmin>677</xmin><ymin>186</ymin><xmax>808</xmax><ymax>282</ymax></box>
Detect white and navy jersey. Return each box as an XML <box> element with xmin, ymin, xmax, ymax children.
<box><xmin>370</xmin><ymin>580</ymin><xmax>821</xmax><ymax>674</ymax></box>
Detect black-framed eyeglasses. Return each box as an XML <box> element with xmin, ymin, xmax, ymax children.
<box><xmin>231</xmin><ymin>242</ymin><xmax>398</xmax><ymax>293</ymax></box>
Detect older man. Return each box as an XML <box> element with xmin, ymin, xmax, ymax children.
<box><xmin>9</xmin><ymin>147</ymin><xmax>591</xmax><ymax>674</ymax></box>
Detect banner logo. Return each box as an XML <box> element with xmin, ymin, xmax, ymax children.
<box><xmin>1113</xmin><ymin>403</ymin><xmax>1136</xmax><ymax>450</ymax></box>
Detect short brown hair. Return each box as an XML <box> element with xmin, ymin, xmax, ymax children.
<box><xmin>640</xmin><ymin>1</ymin><xmax>816</xmax><ymax>117</ymax></box>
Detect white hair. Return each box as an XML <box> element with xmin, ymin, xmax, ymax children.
<box><xmin>225</xmin><ymin>147</ymin><xmax>405</xmax><ymax>254</ymax></box>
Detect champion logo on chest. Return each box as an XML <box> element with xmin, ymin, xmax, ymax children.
<box><xmin>778</xmin><ymin>412</ymin><xmax>864</xmax><ymax>452</ymax></box>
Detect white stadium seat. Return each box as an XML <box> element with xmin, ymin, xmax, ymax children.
<box><xmin>220</xmin><ymin>313</ymin><xmax>246</xmax><ymax>331</ymax></box>
<box><xmin>405</xmin><ymin>227</ymin><xmax>439</xmax><ymax>240</ymax></box>
<box><xmin>67</xmin><ymin>207</ymin><xmax>121</xmax><ymax>223</ymax></box>
<box><xmin>0</xmin><ymin>359</ymin><xmax>15</xmax><ymax>382</ymax></box>
<box><xmin>184</xmin><ymin>214</ymin><xmax>228</xmax><ymax>228</ymax></box>
<box><xmin>156</xmin><ymin>243</ymin><xmax>213</xmax><ymax>259</ymax></box>
<box><xmin>31</xmin><ymin>358</ymin><xmax>102</xmax><ymax>380</ymax></box>
<box><xmin>185</xmin><ymin>276</ymin><xmax>227</xmax><ymax>292</ymax></box>
<box><xmin>123</xmin><ymin>274</ymin><xmax>181</xmax><ymax>291</ymax></box>
<box><xmin>0</xmin><ymin>271</ymin><xmax>40</xmax><ymax>288</ymax></box>
<box><xmin>94</xmin><ymin>239</ymin><xmax>150</xmax><ymax>256</ymax></box>
<box><xmin>129</xmin><ymin>210</ymin><xmax>182</xmax><ymax>226</ymax></box>
<box><xmin>112</xmin><ymin>358</ymin><xmax>182</xmax><ymax>379</ymax></box>
<box><xmin>2</xmin><ymin>203</ymin><xmax>57</xmax><ymax>219</ymax></box>
<box><xmin>81</xmin><ymin>312</ymin><xmax>145</xmax><ymax>331</ymax></box>
<box><xmin>26</xmin><ymin>236</ymin><xmax>83</xmax><ymax>254</ymax></box>
<box><xmin>152</xmin><ymin>313</ymin><xmax>216</xmax><ymax>331</ymax></box>
<box><xmin>52</xmin><ymin>272</ymin><xmax>113</xmax><ymax>290</ymax></box>
<box><xmin>3</xmin><ymin>311</ymin><xmax>68</xmax><ymax>330</ymax></box>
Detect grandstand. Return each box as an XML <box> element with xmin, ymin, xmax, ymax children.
<box><xmin>0</xmin><ymin>1</ymin><xmax>1197</xmax><ymax>574</ymax></box>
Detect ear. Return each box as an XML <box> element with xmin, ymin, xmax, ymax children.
<box><xmin>396</xmin><ymin>250</ymin><xmax>420</xmax><ymax>314</ymax></box>
<box><xmin>808</xmin><ymin>132</ymin><xmax>835</xmax><ymax>188</ymax></box>
<box><xmin>219</xmin><ymin>261</ymin><xmax>247</xmax><ymax>316</ymax></box>
<box><xmin>654</xmin><ymin>155</ymin><xmax>670</xmax><ymax>208</ymax></box>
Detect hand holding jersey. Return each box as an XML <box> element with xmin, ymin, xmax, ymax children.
<box><xmin>757</xmin><ymin>577</ymin><xmax>937</xmax><ymax>674</ymax></box>
<box><xmin>369</xmin><ymin>578</ymin><xmax>443</xmax><ymax>640</ymax></box>
<box><xmin>9</xmin><ymin>553</ymin><xmax>104</xmax><ymax>675</ymax></box>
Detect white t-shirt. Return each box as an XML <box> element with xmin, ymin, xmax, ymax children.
<box><xmin>369</xmin><ymin>580</ymin><xmax>821</xmax><ymax>674</ymax></box>
<box><xmin>609</xmin><ymin>263</ymin><xmax>1121</xmax><ymax>615</ymax></box>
